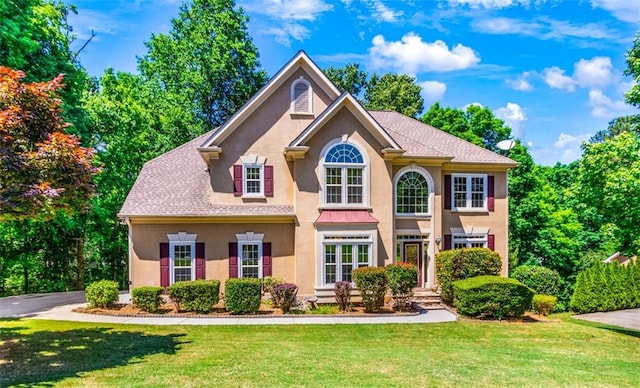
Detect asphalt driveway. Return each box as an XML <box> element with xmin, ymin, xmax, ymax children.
<box><xmin>0</xmin><ymin>291</ymin><xmax>87</xmax><ymax>318</ymax></box>
<box><xmin>574</xmin><ymin>309</ymin><xmax>640</xmax><ymax>331</ymax></box>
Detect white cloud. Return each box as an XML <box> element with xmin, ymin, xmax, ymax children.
<box><xmin>67</xmin><ymin>9</ymin><xmax>119</xmax><ymax>40</ymax></box>
<box><xmin>264</xmin><ymin>24</ymin><xmax>310</xmax><ymax>46</ymax></box>
<box><xmin>543</xmin><ymin>66</ymin><xmax>576</xmax><ymax>91</ymax></box>
<box><xmin>447</xmin><ymin>0</ymin><xmax>529</xmax><ymax>8</ymax></box>
<box><xmin>259</xmin><ymin>0</ymin><xmax>334</xmax><ymax>21</ymax></box>
<box><xmin>553</xmin><ymin>132</ymin><xmax>592</xmax><ymax>164</ymax></box>
<box><xmin>473</xmin><ymin>17</ymin><xmax>541</xmax><ymax>35</ymax></box>
<box><xmin>574</xmin><ymin>57</ymin><xmax>612</xmax><ymax>89</ymax></box>
<box><xmin>419</xmin><ymin>81</ymin><xmax>447</xmax><ymax>103</ymax></box>
<box><xmin>495</xmin><ymin>102</ymin><xmax>527</xmax><ymax>138</ymax></box>
<box><xmin>591</xmin><ymin>0</ymin><xmax>640</xmax><ymax>24</ymax></box>
<box><xmin>588</xmin><ymin>89</ymin><xmax>635</xmax><ymax>118</ymax></box>
<box><xmin>369</xmin><ymin>33</ymin><xmax>480</xmax><ymax>74</ymax></box>
<box><xmin>507</xmin><ymin>72</ymin><xmax>533</xmax><ymax>91</ymax></box>
<box><xmin>618</xmin><ymin>79</ymin><xmax>636</xmax><ymax>94</ymax></box>
<box><xmin>368</xmin><ymin>0</ymin><xmax>403</xmax><ymax>22</ymax></box>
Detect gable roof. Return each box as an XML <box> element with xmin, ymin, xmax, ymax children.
<box><xmin>200</xmin><ymin>50</ymin><xmax>340</xmax><ymax>148</ymax></box>
<box><xmin>289</xmin><ymin>92</ymin><xmax>401</xmax><ymax>150</ymax></box>
<box><xmin>118</xmin><ymin>130</ymin><xmax>294</xmax><ymax>218</ymax></box>
<box><xmin>369</xmin><ymin>110</ymin><xmax>517</xmax><ymax>166</ymax></box>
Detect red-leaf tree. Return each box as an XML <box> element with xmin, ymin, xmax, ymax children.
<box><xmin>0</xmin><ymin>67</ymin><xmax>99</xmax><ymax>221</ymax></box>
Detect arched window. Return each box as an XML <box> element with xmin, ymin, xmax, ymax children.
<box><xmin>323</xmin><ymin>142</ymin><xmax>366</xmax><ymax>205</ymax></box>
<box><xmin>395</xmin><ymin>169</ymin><xmax>431</xmax><ymax>215</ymax></box>
<box><xmin>291</xmin><ymin>78</ymin><xmax>312</xmax><ymax>113</ymax></box>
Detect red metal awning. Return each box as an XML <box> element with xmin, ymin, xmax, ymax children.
<box><xmin>314</xmin><ymin>210</ymin><xmax>379</xmax><ymax>224</ymax></box>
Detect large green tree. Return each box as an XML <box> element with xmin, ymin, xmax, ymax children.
<box><xmin>138</xmin><ymin>0</ymin><xmax>267</xmax><ymax>129</ymax></box>
<box><xmin>324</xmin><ymin>63</ymin><xmax>368</xmax><ymax>97</ymax></box>
<box><xmin>364</xmin><ymin>73</ymin><xmax>424</xmax><ymax>118</ymax></box>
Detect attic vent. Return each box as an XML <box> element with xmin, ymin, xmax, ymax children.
<box><xmin>291</xmin><ymin>78</ymin><xmax>312</xmax><ymax>114</ymax></box>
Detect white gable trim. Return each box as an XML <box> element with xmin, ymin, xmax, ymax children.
<box><xmin>289</xmin><ymin>92</ymin><xmax>402</xmax><ymax>150</ymax></box>
<box><xmin>200</xmin><ymin>50</ymin><xmax>340</xmax><ymax>148</ymax></box>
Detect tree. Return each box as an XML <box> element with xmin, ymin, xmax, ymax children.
<box><xmin>324</xmin><ymin>63</ymin><xmax>368</xmax><ymax>97</ymax></box>
<box><xmin>138</xmin><ymin>0</ymin><xmax>267</xmax><ymax>129</ymax></box>
<box><xmin>589</xmin><ymin>115</ymin><xmax>640</xmax><ymax>144</ymax></box>
<box><xmin>625</xmin><ymin>32</ymin><xmax>640</xmax><ymax>106</ymax></box>
<box><xmin>364</xmin><ymin>73</ymin><xmax>424</xmax><ymax>118</ymax></box>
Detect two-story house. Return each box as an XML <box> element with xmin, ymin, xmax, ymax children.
<box><xmin>119</xmin><ymin>51</ymin><xmax>517</xmax><ymax>299</ymax></box>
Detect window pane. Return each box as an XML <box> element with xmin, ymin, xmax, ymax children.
<box><xmin>396</xmin><ymin>171</ymin><xmax>429</xmax><ymax>213</ymax></box>
<box><xmin>470</xmin><ymin>177</ymin><xmax>485</xmax><ymax>208</ymax></box>
<box><xmin>341</xmin><ymin>245</ymin><xmax>353</xmax><ymax>282</ymax></box>
<box><xmin>325</xmin><ymin>245</ymin><xmax>336</xmax><ymax>284</ymax></box>
<box><xmin>347</xmin><ymin>168</ymin><xmax>363</xmax><ymax>204</ymax></box>
<box><xmin>245</xmin><ymin>166</ymin><xmax>262</xmax><ymax>194</ymax></box>
<box><xmin>241</xmin><ymin>243</ymin><xmax>260</xmax><ymax>278</ymax></box>
<box><xmin>174</xmin><ymin>268</ymin><xmax>191</xmax><ymax>282</ymax></box>
<box><xmin>173</xmin><ymin>244</ymin><xmax>192</xmax><ymax>282</ymax></box>
<box><xmin>325</xmin><ymin>144</ymin><xmax>363</xmax><ymax>164</ymax></box>
<box><xmin>453</xmin><ymin>176</ymin><xmax>467</xmax><ymax>208</ymax></box>
<box><xmin>357</xmin><ymin>244</ymin><xmax>369</xmax><ymax>267</ymax></box>
<box><xmin>325</xmin><ymin>167</ymin><xmax>342</xmax><ymax>203</ymax></box>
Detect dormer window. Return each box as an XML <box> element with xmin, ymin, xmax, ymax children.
<box><xmin>291</xmin><ymin>77</ymin><xmax>312</xmax><ymax>114</ymax></box>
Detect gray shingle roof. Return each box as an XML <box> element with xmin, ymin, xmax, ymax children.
<box><xmin>118</xmin><ymin>131</ymin><xmax>295</xmax><ymax>218</ymax></box>
<box><xmin>369</xmin><ymin>110</ymin><xmax>517</xmax><ymax>165</ymax></box>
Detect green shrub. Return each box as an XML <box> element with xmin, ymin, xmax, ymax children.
<box><xmin>262</xmin><ymin>276</ymin><xmax>284</xmax><ymax>295</ymax></box>
<box><xmin>511</xmin><ymin>265</ymin><xmax>561</xmax><ymax>296</ymax></box>
<box><xmin>436</xmin><ymin>248</ymin><xmax>502</xmax><ymax>305</ymax></box>
<box><xmin>532</xmin><ymin>294</ymin><xmax>557</xmax><ymax>316</ymax></box>
<box><xmin>453</xmin><ymin>275</ymin><xmax>534</xmax><ymax>319</ymax></box>
<box><xmin>272</xmin><ymin>283</ymin><xmax>298</xmax><ymax>313</ymax></box>
<box><xmin>352</xmin><ymin>267</ymin><xmax>387</xmax><ymax>313</ymax></box>
<box><xmin>225</xmin><ymin>278</ymin><xmax>262</xmax><ymax>314</ymax></box>
<box><xmin>132</xmin><ymin>286</ymin><xmax>164</xmax><ymax>313</ymax></box>
<box><xmin>168</xmin><ymin>280</ymin><xmax>220</xmax><ymax>313</ymax></box>
<box><xmin>386</xmin><ymin>262</ymin><xmax>418</xmax><ymax>311</ymax></box>
<box><xmin>571</xmin><ymin>263</ymin><xmax>640</xmax><ymax>313</ymax></box>
<box><xmin>334</xmin><ymin>281</ymin><xmax>352</xmax><ymax>312</ymax></box>
<box><xmin>85</xmin><ymin>280</ymin><xmax>119</xmax><ymax>309</ymax></box>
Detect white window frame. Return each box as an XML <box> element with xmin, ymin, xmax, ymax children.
<box><xmin>290</xmin><ymin>77</ymin><xmax>312</xmax><ymax>114</ymax></box>
<box><xmin>241</xmin><ymin>155</ymin><xmax>266</xmax><ymax>198</ymax></box>
<box><xmin>394</xmin><ymin>166</ymin><xmax>433</xmax><ymax>217</ymax></box>
<box><xmin>320</xmin><ymin>139</ymin><xmax>368</xmax><ymax>207</ymax></box>
<box><xmin>452</xmin><ymin>233</ymin><xmax>488</xmax><ymax>249</ymax></box>
<box><xmin>236</xmin><ymin>232</ymin><xmax>264</xmax><ymax>279</ymax></box>
<box><xmin>319</xmin><ymin>233</ymin><xmax>373</xmax><ymax>286</ymax></box>
<box><xmin>451</xmin><ymin>173</ymin><xmax>487</xmax><ymax>211</ymax></box>
<box><xmin>167</xmin><ymin>232</ymin><xmax>197</xmax><ymax>284</ymax></box>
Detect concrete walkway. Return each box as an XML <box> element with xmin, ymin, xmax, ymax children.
<box><xmin>573</xmin><ymin>309</ymin><xmax>640</xmax><ymax>331</ymax></box>
<box><xmin>27</xmin><ymin>293</ymin><xmax>458</xmax><ymax>325</ymax></box>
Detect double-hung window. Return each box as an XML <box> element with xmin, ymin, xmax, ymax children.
<box><xmin>243</xmin><ymin>164</ymin><xmax>263</xmax><ymax>196</ymax></box>
<box><xmin>323</xmin><ymin>143</ymin><xmax>366</xmax><ymax>206</ymax></box>
<box><xmin>169</xmin><ymin>240</ymin><xmax>196</xmax><ymax>283</ymax></box>
<box><xmin>234</xmin><ymin>155</ymin><xmax>273</xmax><ymax>198</ymax></box>
<box><xmin>323</xmin><ymin>235</ymin><xmax>371</xmax><ymax>285</ymax></box>
<box><xmin>239</xmin><ymin>241</ymin><xmax>262</xmax><ymax>278</ymax></box>
<box><xmin>452</xmin><ymin>174</ymin><xmax>487</xmax><ymax>211</ymax></box>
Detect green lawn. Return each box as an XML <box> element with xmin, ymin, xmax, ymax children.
<box><xmin>1</xmin><ymin>316</ymin><xmax>638</xmax><ymax>387</ymax></box>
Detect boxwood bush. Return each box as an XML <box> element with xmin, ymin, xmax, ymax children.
<box><xmin>168</xmin><ymin>280</ymin><xmax>220</xmax><ymax>313</ymax></box>
<box><xmin>85</xmin><ymin>280</ymin><xmax>119</xmax><ymax>309</ymax></box>
<box><xmin>511</xmin><ymin>265</ymin><xmax>561</xmax><ymax>296</ymax></box>
<box><xmin>132</xmin><ymin>286</ymin><xmax>164</xmax><ymax>313</ymax></box>
<box><xmin>225</xmin><ymin>278</ymin><xmax>262</xmax><ymax>314</ymax></box>
<box><xmin>386</xmin><ymin>262</ymin><xmax>418</xmax><ymax>311</ymax></box>
<box><xmin>532</xmin><ymin>294</ymin><xmax>557</xmax><ymax>316</ymax></box>
<box><xmin>352</xmin><ymin>267</ymin><xmax>387</xmax><ymax>313</ymax></box>
<box><xmin>435</xmin><ymin>248</ymin><xmax>502</xmax><ymax>305</ymax></box>
<box><xmin>453</xmin><ymin>275</ymin><xmax>534</xmax><ymax>319</ymax></box>
<box><xmin>272</xmin><ymin>283</ymin><xmax>298</xmax><ymax>313</ymax></box>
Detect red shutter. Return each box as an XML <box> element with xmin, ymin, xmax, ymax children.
<box><xmin>487</xmin><ymin>175</ymin><xmax>495</xmax><ymax>212</ymax></box>
<box><xmin>262</xmin><ymin>242</ymin><xmax>272</xmax><ymax>277</ymax></box>
<box><xmin>444</xmin><ymin>175</ymin><xmax>451</xmax><ymax>210</ymax></box>
<box><xmin>233</xmin><ymin>165</ymin><xmax>243</xmax><ymax>196</ymax></box>
<box><xmin>195</xmin><ymin>242</ymin><xmax>205</xmax><ymax>280</ymax></box>
<box><xmin>488</xmin><ymin>234</ymin><xmax>495</xmax><ymax>251</ymax></box>
<box><xmin>264</xmin><ymin>165</ymin><xmax>274</xmax><ymax>197</ymax></box>
<box><xmin>160</xmin><ymin>243</ymin><xmax>170</xmax><ymax>288</ymax></box>
<box><xmin>444</xmin><ymin>234</ymin><xmax>452</xmax><ymax>250</ymax></box>
<box><xmin>229</xmin><ymin>242</ymin><xmax>238</xmax><ymax>278</ymax></box>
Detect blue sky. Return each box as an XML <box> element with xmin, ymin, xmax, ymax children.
<box><xmin>66</xmin><ymin>0</ymin><xmax>640</xmax><ymax>166</ymax></box>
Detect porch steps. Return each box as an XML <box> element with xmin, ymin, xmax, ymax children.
<box><xmin>410</xmin><ymin>288</ymin><xmax>444</xmax><ymax>310</ymax></box>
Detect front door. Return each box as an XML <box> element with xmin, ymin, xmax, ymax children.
<box><xmin>403</xmin><ymin>242</ymin><xmax>422</xmax><ymax>286</ymax></box>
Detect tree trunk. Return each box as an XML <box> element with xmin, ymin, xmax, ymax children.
<box><xmin>23</xmin><ymin>264</ymin><xmax>29</xmax><ymax>294</ymax></box>
<box><xmin>76</xmin><ymin>238</ymin><xmax>85</xmax><ymax>290</ymax></box>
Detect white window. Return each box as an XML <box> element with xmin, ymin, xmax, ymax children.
<box><xmin>452</xmin><ymin>174</ymin><xmax>487</xmax><ymax>211</ymax></box>
<box><xmin>452</xmin><ymin>234</ymin><xmax>487</xmax><ymax>249</ymax></box>
<box><xmin>291</xmin><ymin>77</ymin><xmax>312</xmax><ymax>113</ymax></box>
<box><xmin>322</xmin><ymin>235</ymin><xmax>372</xmax><ymax>285</ymax></box>
<box><xmin>241</xmin><ymin>155</ymin><xmax>266</xmax><ymax>197</ymax></box>
<box><xmin>323</xmin><ymin>142</ymin><xmax>366</xmax><ymax>206</ymax></box>
<box><xmin>395</xmin><ymin>168</ymin><xmax>432</xmax><ymax>215</ymax></box>
<box><xmin>168</xmin><ymin>232</ymin><xmax>197</xmax><ymax>284</ymax></box>
<box><xmin>236</xmin><ymin>232</ymin><xmax>264</xmax><ymax>278</ymax></box>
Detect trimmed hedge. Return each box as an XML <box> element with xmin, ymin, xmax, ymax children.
<box><xmin>85</xmin><ymin>280</ymin><xmax>119</xmax><ymax>309</ymax></box>
<box><xmin>453</xmin><ymin>275</ymin><xmax>534</xmax><ymax>319</ymax></box>
<box><xmin>436</xmin><ymin>248</ymin><xmax>502</xmax><ymax>305</ymax></box>
<box><xmin>386</xmin><ymin>262</ymin><xmax>418</xmax><ymax>311</ymax></box>
<box><xmin>334</xmin><ymin>281</ymin><xmax>352</xmax><ymax>312</ymax></box>
<box><xmin>570</xmin><ymin>262</ymin><xmax>640</xmax><ymax>314</ymax></box>
<box><xmin>532</xmin><ymin>294</ymin><xmax>557</xmax><ymax>316</ymax></box>
<box><xmin>168</xmin><ymin>280</ymin><xmax>220</xmax><ymax>313</ymax></box>
<box><xmin>225</xmin><ymin>278</ymin><xmax>262</xmax><ymax>314</ymax></box>
<box><xmin>352</xmin><ymin>267</ymin><xmax>388</xmax><ymax>313</ymax></box>
<box><xmin>511</xmin><ymin>265</ymin><xmax>561</xmax><ymax>296</ymax></box>
<box><xmin>132</xmin><ymin>286</ymin><xmax>163</xmax><ymax>313</ymax></box>
<box><xmin>272</xmin><ymin>283</ymin><xmax>298</xmax><ymax>313</ymax></box>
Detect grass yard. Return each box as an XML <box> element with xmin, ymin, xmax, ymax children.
<box><xmin>1</xmin><ymin>316</ymin><xmax>638</xmax><ymax>387</ymax></box>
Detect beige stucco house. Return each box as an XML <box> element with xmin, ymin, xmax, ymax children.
<box><xmin>119</xmin><ymin>51</ymin><xmax>517</xmax><ymax>299</ymax></box>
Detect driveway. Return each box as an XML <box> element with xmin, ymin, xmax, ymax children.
<box><xmin>0</xmin><ymin>291</ymin><xmax>87</xmax><ymax>318</ymax></box>
<box><xmin>574</xmin><ymin>309</ymin><xmax>640</xmax><ymax>331</ymax></box>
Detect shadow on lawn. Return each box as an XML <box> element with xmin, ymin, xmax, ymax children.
<box><xmin>0</xmin><ymin>320</ymin><xmax>185</xmax><ymax>386</ymax></box>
